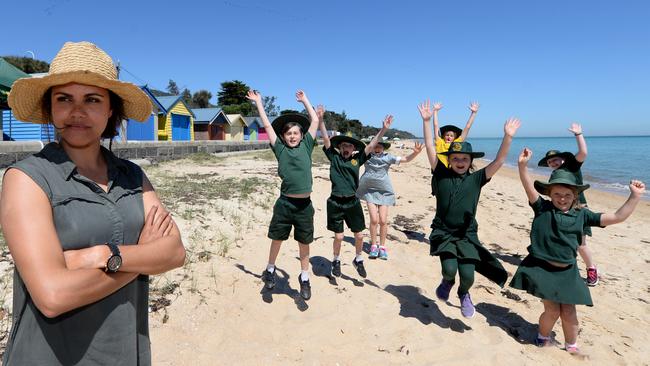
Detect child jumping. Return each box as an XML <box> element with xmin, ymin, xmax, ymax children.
<box><xmin>537</xmin><ymin>123</ymin><xmax>598</xmax><ymax>286</ymax></box>
<box><xmin>512</xmin><ymin>147</ymin><xmax>645</xmax><ymax>355</ymax></box>
<box><xmin>317</xmin><ymin>106</ymin><xmax>391</xmax><ymax>278</ymax></box>
<box><xmin>419</xmin><ymin>99</ymin><xmax>520</xmax><ymax>318</ymax></box>
<box><xmin>246</xmin><ymin>89</ymin><xmax>319</xmax><ymax>301</ymax></box>
<box><xmin>433</xmin><ymin>101</ymin><xmax>480</xmax><ymax>168</ymax></box>
<box><xmin>355</xmin><ymin>116</ymin><xmax>423</xmax><ymax>260</ymax></box>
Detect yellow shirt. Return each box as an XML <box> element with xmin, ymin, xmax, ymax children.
<box><xmin>435</xmin><ymin>137</ymin><xmax>464</xmax><ymax>167</ymax></box>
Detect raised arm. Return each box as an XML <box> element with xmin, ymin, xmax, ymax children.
<box><xmin>364</xmin><ymin>115</ymin><xmax>393</xmax><ymax>155</ymax></box>
<box><xmin>419</xmin><ymin>100</ymin><xmax>439</xmax><ymax>170</ymax></box>
<box><xmin>296</xmin><ymin>90</ymin><xmax>319</xmax><ymax>139</ymax></box>
<box><xmin>485</xmin><ymin>117</ymin><xmax>521</xmax><ymax>179</ymax></box>
<box><xmin>317</xmin><ymin>105</ymin><xmax>331</xmax><ymax>149</ymax></box>
<box><xmin>600</xmin><ymin>180</ymin><xmax>645</xmax><ymax>226</ymax></box>
<box><xmin>568</xmin><ymin>123</ymin><xmax>587</xmax><ymax>163</ymax></box>
<box><xmin>518</xmin><ymin>148</ymin><xmax>539</xmax><ymax>204</ymax></box>
<box><xmin>432</xmin><ymin>102</ymin><xmax>443</xmax><ymax>141</ymax></box>
<box><xmin>459</xmin><ymin>101</ymin><xmax>480</xmax><ymax>140</ymax></box>
<box><xmin>401</xmin><ymin>142</ymin><xmax>424</xmax><ymax>163</ymax></box>
<box><xmin>247</xmin><ymin>89</ymin><xmax>277</xmax><ymax>146</ymax></box>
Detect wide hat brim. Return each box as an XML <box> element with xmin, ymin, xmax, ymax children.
<box><xmin>440</xmin><ymin>150</ymin><xmax>485</xmax><ymax>158</ymax></box>
<box><xmin>330</xmin><ymin>135</ymin><xmax>365</xmax><ymax>151</ymax></box>
<box><xmin>271</xmin><ymin>113</ymin><xmax>310</xmax><ymax>136</ymax></box>
<box><xmin>440</xmin><ymin>125</ymin><xmax>462</xmax><ymax>137</ymax></box>
<box><xmin>537</xmin><ymin>151</ymin><xmax>575</xmax><ymax>167</ymax></box>
<box><xmin>534</xmin><ymin>179</ymin><xmax>590</xmax><ymax>196</ymax></box>
<box><xmin>378</xmin><ymin>141</ymin><xmax>391</xmax><ymax>150</ymax></box>
<box><xmin>8</xmin><ymin>71</ymin><xmax>153</xmax><ymax>123</ymax></box>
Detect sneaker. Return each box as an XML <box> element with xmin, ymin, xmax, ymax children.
<box><xmin>534</xmin><ymin>336</ymin><xmax>550</xmax><ymax>347</ymax></box>
<box><xmin>586</xmin><ymin>267</ymin><xmax>598</xmax><ymax>286</ymax></box>
<box><xmin>369</xmin><ymin>244</ymin><xmax>379</xmax><ymax>259</ymax></box>
<box><xmin>435</xmin><ymin>279</ymin><xmax>454</xmax><ymax>301</ymax></box>
<box><xmin>459</xmin><ymin>293</ymin><xmax>475</xmax><ymax>318</ymax></box>
<box><xmin>565</xmin><ymin>344</ymin><xmax>580</xmax><ymax>354</ymax></box>
<box><xmin>352</xmin><ymin>259</ymin><xmax>367</xmax><ymax>278</ymax></box>
<box><xmin>263</xmin><ymin>269</ymin><xmax>276</xmax><ymax>290</ymax></box>
<box><xmin>331</xmin><ymin>260</ymin><xmax>342</xmax><ymax>277</ymax></box>
<box><xmin>379</xmin><ymin>247</ymin><xmax>388</xmax><ymax>260</ymax></box>
<box><xmin>298</xmin><ymin>274</ymin><xmax>311</xmax><ymax>300</ymax></box>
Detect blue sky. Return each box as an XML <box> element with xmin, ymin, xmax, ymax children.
<box><xmin>2</xmin><ymin>0</ymin><xmax>649</xmax><ymax>137</ymax></box>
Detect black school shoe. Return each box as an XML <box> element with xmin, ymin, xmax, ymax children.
<box><xmin>331</xmin><ymin>260</ymin><xmax>342</xmax><ymax>277</ymax></box>
<box><xmin>298</xmin><ymin>274</ymin><xmax>311</xmax><ymax>300</ymax></box>
<box><xmin>352</xmin><ymin>259</ymin><xmax>367</xmax><ymax>278</ymax></box>
<box><xmin>263</xmin><ymin>269</ymin><xmax>276</xmax><ymax>290</ymax></box>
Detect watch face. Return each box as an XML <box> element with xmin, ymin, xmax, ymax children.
<box><xmin>107</xmin><ymin>255</ymin><xmax>122</xmax><ymax>272</ymax></box>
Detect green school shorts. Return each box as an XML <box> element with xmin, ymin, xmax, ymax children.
<box><xmin>268</xmin><ymin>195</ymin><xmax>315</xmax><ymax>244</ymax></box>
<box><xmin>326</xmin><ymin>195</ymin><xmax>365</xmax><ymax>233</ymax></box>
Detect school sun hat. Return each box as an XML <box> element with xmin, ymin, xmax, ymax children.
<box><xmin>537</xmin><ymin>150</ymin><xmax>575</xmax><ymax>167</ymax></box>
<box><xmin>439</xmin><ymin>124</ymin><xmax>462</xmax><ymax>137</ymax></box>
<box><xmin>377</xmin><ymin>141</ymin><xmax>391</xmax><ymax>150</ymax></box>
<box><xmin>271</xmin><ymin>113</ymin><xmax>310</xmax><ymax>136</ymax></box>
<box><xmin>440</xmin><ymin>141</ymin><xmax>485</xmax><ymax>158</ymax></box>
<box><xmin>534</xmin><ymin>168</ymin><xmax>590</xmax><ymax>196</ymax></box>
<box><xmin>8</xmin><ymin>41</ymin><xmax>152</xmax><ymax>123</ymax></box>
<box><xmin>330</xmin><ymin>135</ymin><xmax>365</xmax><ymax>151</ymax></box>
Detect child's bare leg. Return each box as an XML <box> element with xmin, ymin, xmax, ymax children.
<box><xmin>367</xmin><ymin>202</ymin><xmax>379</xmax><ymax>245</ymax></box>
<box><xmin>539</xmin><ymin>300</ymin><xmax>561</xmax><ymax>337</ymax></box>
<box><xmin>298</xmin><ymin>242</ymin><xmax>310</xmax><ymax>271</ymax></box>
<box><xmin>333</xmin><ymin>233</ymin><xmax>344</xmax><ymax>257</ymax></box>
<box><xmin>578</xmin><ymin>236</ymin><xmax>595</xmax><ymax>268</ymax></box>
<box><xmin>560</xmin><ymin>304</ymin><xmax>579</xmax><ymax>345</ymax></box>
<box><xmin>354</xmin><ymin>231</ymin><xmax>364</xmax><ymax>256</ymax></box>
<box><xmin>378</xmin><ymin>205</ymin><xmax>389</xmax><ymax>247</ymax></box>
<box><xmin>268</xmin><ymin>240</ymin><xmax>283</xmax><ymax>265</ymax></box>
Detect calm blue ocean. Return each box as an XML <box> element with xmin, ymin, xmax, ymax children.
<box><xmin>415</xmin><ymin>136</ymin><xmax>650</xmax><ymax>199</ymax></box>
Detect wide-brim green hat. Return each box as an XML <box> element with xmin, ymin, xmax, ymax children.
<box><xmin>440</xmin><ymin>125</ymin><xmax>462</xmax><ymax>137</ymax></box>
<box><xmin>534</xmin><ymin>168</ymin><xmax>590</xmax><ymax>196</ymax></box>
<box><xmin>330</xmin><ymin>135</ymin><xmax>366</xmax><ymax>151</ymax></box>
<box><xmin>440</xmin><ymin>141</ymin><xmax>485</xmax><ymax>158</ymax></box>
<box><xmin>537</xmin><ymin>150</ymin><xmax>575</xmax><ymax>167</ymax></box>
<box><xmin>271</xmin><ymin>113</ymin><xmax>310</xmax><ymax>136</ymax></box>
<box><xmin>378</xmin><ymin>141</ymin><xmax>391</xmax><ymax>150</ymax></box>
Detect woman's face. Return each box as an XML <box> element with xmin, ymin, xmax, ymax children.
<box><xmin>51</xmin><ymin>83</ymin><xmax>112</xmax><ymax>148</ymax></box>
<box><xmin>549</xmin><ymin>185</ymin><xmax>576</xmax><ymax>212</ymax></box>
<box><xmin>443</xmin><ymin>131</ymin><xmax>457</xmax><ymax>143</ymax></box>
<box><xmin>282</xmin><ymin>125</ymin><xmax>303</xmax><ymax>147</ymax></box>
<box><xmin>449</xmin><ymin>153</ymin><xmax>471</xmax><ymax>174</ymax></box>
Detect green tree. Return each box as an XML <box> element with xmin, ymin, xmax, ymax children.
<box><xmin>192</xmin><ymin>90</ymin><xmax>212</xmax><ymax>108</ymax></box>
<box><xmin>167</xmin><ymin>79</ymin><xmax>179</xmax><ymax>95</ymax></box>
<box><xmin>181</xmin><ymin>88</ymin><xmax>192</xmax><ymax>107</ymax></box>
<box><xmin>217</xmin><ymin>80</ymin><xmax>253</xmax><ymax>115</ymax></box>
<box><xmin>2</xmin><ymin>56</ymin><xmax>50</xmax><ymax>73</ymax></box>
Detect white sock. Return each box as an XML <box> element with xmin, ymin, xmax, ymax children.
<box><xmin>537</xmin><ymin>333</ymin><xmax>550</xmax><ymax>340</ymax></box>
<box><xmin>355</xmin><ymin>254</ymin><xmax>363</xmax><ymax>262</ymax></box>
<box><xmin>266</xmin><ymin>264</ymin><xmax>275</xmax><ymax>273</ymax></box>
<box><xmin>333</xmin><ymin>255</ymin><xmax>340</xmax><ymax>262</ymax></box>
<box><xmin>300</xmin><ymin>270</ymin><xmax>309</xmax><ymax>281</ymax></box>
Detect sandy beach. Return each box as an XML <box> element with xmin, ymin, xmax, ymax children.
<box><xmin>1</xmin><ymin>142</ymin><xmax>649</xmax><ymax>365</ymax></box>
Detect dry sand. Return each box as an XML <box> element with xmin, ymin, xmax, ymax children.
<box><xmin>1</xmin><ymin>143</ymin><xmax>649</xmax><ymax>365</ymax></box>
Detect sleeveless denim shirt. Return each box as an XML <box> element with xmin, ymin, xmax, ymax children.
<box><xmin>2</xmin><ymin>142</ymin><xmax>150</xmax><ymax>366</ymax></box>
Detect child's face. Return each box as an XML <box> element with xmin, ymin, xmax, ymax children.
<box><xmin>373</xmin><ymin>144</ymin><xmax>385</xmax><ymax>154</ymax></box>
<box><xmin>443</xmin><ymin>131</ymin><xmax>457</xmax><ymax>143</ymax></box>
<box><xmin>547</xmin><ymin>157</ymin><xmax>565</xmax><ymax>170</ymax></box>
<box><xmin>283</xmin><ymin>126</ymin><xmax>303</xmax><ymax>147</ymax></box>
<box><xmin>449</xmin><ymin>153</ymin><xmax>471</xmax><ymax>174</ymax></box>
<box><xmin>338</xmin><ymin>142</ymin><xmax>355</xmax><ymax>158</ymax></box>
<box><xmin>549</xmin><ymin>185</ymin><xmax>576</xmax><ymax>212</ymax></box>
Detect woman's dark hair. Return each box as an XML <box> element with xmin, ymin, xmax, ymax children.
<box><xmin>41</xmin><ymin>87</ymin><xmax>126</xmax><ymax>140</ymax></box>
<box><xmin>281</xmin><ymin>121</ymin><xmax>303</xmax><ymax>136</ymax></box>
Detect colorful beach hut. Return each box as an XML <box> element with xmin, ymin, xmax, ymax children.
<box><xmin>155</xmin><ymin>96</ymin><xmax>195</xmax><ymax>141</ymax></box>
<box><xmin>225</xmin><ymin>114</ymin><xmax>247</xmax><ymax>141</ymax></box>
<box><xmin>243</xmin><ymin>116</ymin><xmax>263</xmax><ymax>141</ymax></box>
<box><xmin>192</xmin><ymin>107</ymin><xmax>230</xmax><ymax>140</ymax></box>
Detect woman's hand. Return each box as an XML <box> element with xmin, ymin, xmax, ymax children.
<box><xmin>418</xmin><ymin>100</ymin><xmax>432</xmax><ymax>121</ymax></box>
<box><xmin>138</xmin><ymin>205</ymin><xmax>174</xmax><ymax>244</ymax></box>
<box><xmin>63</xmin><ymin>245</ymin><xmax>110</xmax><ymax>270</ymax></box>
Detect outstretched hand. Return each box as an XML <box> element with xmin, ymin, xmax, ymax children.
<box><xmin>433</xmin><ymin>102</ymin><xmax>443</xmax><ymax>111</ymax></box>
<box><xmin>518</xmin><ymin>147</ymin><xmax>532</xmax><ymax>165</ymax></box>
<box><xmin>629</xmin><ymin>180</ymin><xmax>646</xmax><ymax>197</ymax></box>
<box><xmin>568</xmin><ymin>123</ymin><xmax>582</xmax><ymax>135</ymax></box>
<box><xmin>418</xmin><ymin>100</ymin><xmax>432</xmax><ymax>121</ymax></box>
<box><xmin>383</xmin><ymin>115</ymin><xmax>393</xmax><ymax>129</ymax></box>
<box><xmin>504</xmin><ymin>117</ymin><xmax>521</xmax><ymax>137</ymax></box>
<box><xmin>316</xmin><ymin>105</ymin><xmax>325</xmax><ymax>121</ymax></box>
<box><xmin>412</xmin><ymin>142</ymin><xmax>424</xmax><ymax>154</ymax></box>
<box><xmin>246</xmin><ymin>89</ymin><xmax>262</xmax><ymax>103</ymax></box>
<box><xmin>469</xmin><ymin>101</ymin><xmax>480</xmax><ymax>113</ymax></box>
<box><xmin>296</xmin><ymin>90</ymin><xmax>308</xmax><ymax>103</ymax></box>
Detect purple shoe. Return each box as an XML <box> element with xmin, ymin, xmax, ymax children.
<box><xmin>459</xmin><ymin>293</ymin><xmax>475</xmax><ymax>318</ymax></box>
<box><xmin>435</xmin><ymin>279</ymin><xmax>454</xmax><ymax>301</ymax></box>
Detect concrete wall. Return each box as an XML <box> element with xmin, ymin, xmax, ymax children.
<box><xmin>0</xmin><ymin>140</ymin><xmax>270</xmax><ymax>168</ymax></box>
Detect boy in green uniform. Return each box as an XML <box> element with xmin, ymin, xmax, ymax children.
<box><xmin>316</xmin><ymin>106</ymin><xmax>392</xmax><ymax>278</ymax></box>
<box><xmin>512</xmin><ymin>148</ymin><xmax>645</xmax><ymax>355</ymax></box>
<box><xmin>538</xmin><ymin>123</ymin><xmax>598</xmax><ymax>286</ymax></box>
<box><xmin>419</xmin><ymin>99</ymin><xmax>521</xmax><ymax>318</ymax></box>
<box><xmin>246</xmin><ymin>89</ymin><xmax>319</xmax><ymax>300</ymax></box>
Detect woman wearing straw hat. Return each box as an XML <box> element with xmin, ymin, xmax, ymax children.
<box><xmin>511</xmin><ymin>148</ymin><xmax>644</xmax><ymax>355</ymax></box>
<box><xmin>0</xmin><ymin>41</ymin><xmax>185</xmax><ymax>365</ymax></box>
<box><xmin>419</xmin><ymin>99</ymin><xmax>520</xmax><ymax>318</ymax></box>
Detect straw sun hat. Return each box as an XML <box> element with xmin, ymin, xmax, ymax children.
<box><xmin>8</xmin><ymin>41</ymin><xmax>152</xmax><ymax>123</ymax></box>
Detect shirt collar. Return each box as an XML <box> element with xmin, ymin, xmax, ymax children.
<box><xmin>40</xmin><ymin>142</ymin><xmax>128</xmax><ymax>180</ymax></box>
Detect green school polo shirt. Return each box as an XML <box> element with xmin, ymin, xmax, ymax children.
<box><xmin>323</xmin><ymin>146</ymin><xmax>369</xmax><ymax>197</ymax></box>
<box><xmin>527</xmin><ymin>197</ymin><xmax>602</xmax><ymax>264</ymax></box>
<box><xmin>272</xmin><ymin>134</ymin><xmax>315</xmax><ymax>195</ymax></box>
